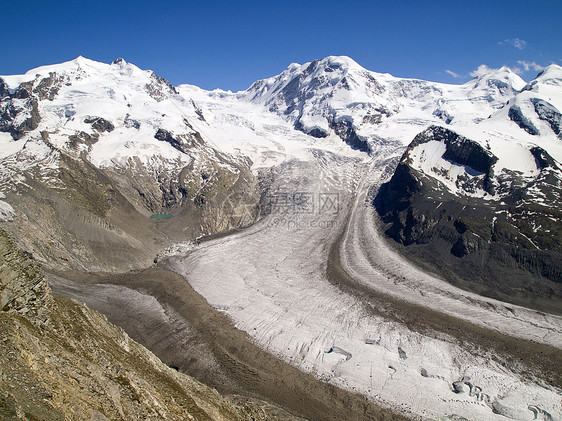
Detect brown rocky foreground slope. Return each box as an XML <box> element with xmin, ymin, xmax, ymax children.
<box><xmin>0</xmin><ymin>228</ymin><xmax>301</xmax><ymax>421</ymax></box>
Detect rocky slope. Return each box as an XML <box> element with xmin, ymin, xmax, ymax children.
<box><xmin>0</xmin><ymin>228</ymin><xmax>301</xmax><ymax>420</ymax></box>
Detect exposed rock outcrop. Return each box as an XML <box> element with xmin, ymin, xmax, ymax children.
<box><xmin>329</xmin><ymin>118</ymin><xmax>371</xmax><ymax>152</ymax></box>
<box><xmin>531</xmin><ymin>98</ymin><xmax>562</xmax><ymax>139</ymax></box>
<box><xmin>410</xmin><ymin>126</ymin><xmax>498</xmax><ymax>193</ymax></box>
<box><xmin>144</xmin><ymin>71</ymin><xmax>179</xmax><ymax>101</ymax></box>
<box><xmin>154</xmin><ymin>128</ymin><xmax>191</xmax><ymax>154</ymax></box>
<box><xmin>0</xmin><ymin>229</ymin><xmax>53</xmax><ymax>323</ymax></box>
<box><xmin>85</xmin><ymin>116</ymin><xmax>115</xmax><ymax>133</ymax></box>
<box><xmin>508</xmin><ymin>105</ymin><xmax>540</xmax><ymax>135</ymax></box>
<box><xmin>0</xmin><ymin>92</ymin><xmax>41</xmax><ymax>140</ymax></box>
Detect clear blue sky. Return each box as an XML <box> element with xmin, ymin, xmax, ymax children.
<box><xmin>2</xmin><ymin>0</ymin><xmax>561</xmax><ymax>91</ymax></box>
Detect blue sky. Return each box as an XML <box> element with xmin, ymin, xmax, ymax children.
<box><xmin>2</xmin><ymin>0</ymin><xmax>561</xmax><ymax>91</ymax></box>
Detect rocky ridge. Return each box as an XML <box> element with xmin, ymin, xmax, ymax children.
<box><xmin>0</xmin><ymin>228</ymin><xmax>301</xmax><ymax>420</ymax></box>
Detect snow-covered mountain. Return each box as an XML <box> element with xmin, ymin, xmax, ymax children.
<box><xmin>243</xmin><ymin>57</ymin><xmax>561</xmax><ymax>196</ymax></box>
<box><xmin>374</xmin><ymin>66</ymin><xmax>562</xmax><ymax>313</ymax></box>
<box><xmin>0</xmin><ymin>56</ymin><xmax>225</xmax><ymax>187</ymax></box>
<box><xmin>0</xmin><ymin>54</ymin><xmax>560</xmax><ymax>289</ymax></box>
<box><xmin>0</xmin><ymin>57</ymin><xmax>262</xmax><ymax>271</ymax></box>
<box><xmin>240</xmin><ymin>56</ymin><xmax>534</xmax><ymax>150</ymax></box>
<box><xmin>1</xmin><ymin>56</ymin><xmax>562</xmax><ymax>421</ymax></box>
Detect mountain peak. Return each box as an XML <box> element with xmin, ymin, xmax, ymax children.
<box><xmin>27</xmin><ymin>56</ymin><xmax>107</xmax><ymax>76</ymax></box>
<box><xmin>298</xmin><ymin>55</ymin><xmax>367</xmax><ymax>78</ymax></box>
<box><xmin>534</xmin><ymin>63</ymin><xmax>562</xmax><ymax>85</ymax></box>
<box><xmin>243</xmin><ymin>55</ymin><xmax>370</xmax><ymax>104</ymax></box>
<box><xmin>481</xmin><ymin>65</ymin><xmax>519</xmax><ymax>79</ymax></box>
<box><xmin>111</xmin><ymin>57</ymin><xmax>127</xmax><ymax>66</ymax></box>
<box><xmin>68</xmin><ymin>55</ymin><xmax>106</xmax><ymax>69</ymax></box>
<box><xmin>316</xmin><ymin>55</ymin><xmax>364</xmax><ymax>70</ymax></box>
<box><xmin>470</xmin><ymin>65</ymin><xmax>526</xmax><ymax>93</ymax></box>
<box><xmin>0</xmin><ymin>56</ymin><xmax>104</xmax><ymax>88</ymax></box>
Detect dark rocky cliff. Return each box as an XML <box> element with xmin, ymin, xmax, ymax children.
<box><xmin>531</xmin><ymin>98</ymin><xmax>562</xmax><ymax>139</ymax></box>
<box><xmin>375</xmin><ymin>126</ymin><xmax>562</xmax><ymax>314</ymax></box>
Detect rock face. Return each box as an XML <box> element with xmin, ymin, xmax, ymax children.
<box><xmin>531</xmin><ymin>98</ymin><xmax>562</xmax><ymax>139</ymax></box>
<box><xmin>154</xmin><ymin>127</ymin><xmax>201</xmax><ymax>154</ymax></box>
<box><xmin>0</xmin><ymin>83</ymin><xmax>41</xmax><ymax>140</ymax></box>
<box><xmin>84</xmin><ymin>116</ymin><xmax>115</xmax><ymax>133</ymax></box>
<box><xmin>508</xmin><ymin>105</ymin><xmax>540</xmax><ymax>135</ymax></box>
<box><xmin>0</xmin><ymin>229</ymin><xmax>53</xmax><ymax>323</ymax></box>
<box><xmin>0</xmin><ymin>229</ymin><xmax>292</xmax><ymax>421</ymax></box>
<box><xmin>410</xmin><ymin>126</ymin><xmax>498</xmax><ymax>193</ymax></box>
<box><xmin>375</xmin><ymin>126</ymin><xmax>562</xmax><ymax>314</ymax></box>
<box><xmin>328</xmin><ymin>118</ymin><xmax>371</xmax><ymax>152</ymax></box>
